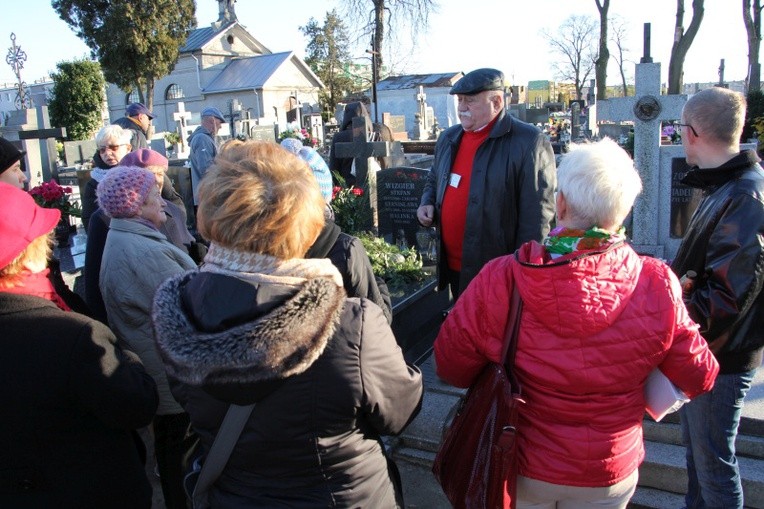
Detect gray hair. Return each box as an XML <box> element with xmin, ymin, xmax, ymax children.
<box><xmin>557</xmin><ymin>138</ymin><xmax>642</xmax><ymax>230</ymax></box>
<box><xmin>683</xmin><ymin>87</ymin><xmax>746</xmax><ymax>146</ymax></box>
<box><xmin>95</xmin><ymin>125</ymin><xmax>132</xmax><ymax>147</ymax></box>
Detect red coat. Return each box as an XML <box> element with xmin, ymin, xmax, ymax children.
<box><xmin>434</xmin><ymin>241</ymin><xmax>718</xmax><ymax>488</ymax></box>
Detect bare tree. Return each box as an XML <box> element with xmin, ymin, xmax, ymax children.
<box><xmin>339</xmin><ymin>0</ymin><xmax>437</xmax><ymax>80</ymax></box>
<box><xmin>610</xmin><ymin>16</ymin><xmax>632</xmax><ymax>97</ymax></box>
<box><xmin>668</xmin><ymin>0</ymin><xmax>705</xmax><ymax>94</ymax></box>
<box><xmin>744</xmin><ymin>0</ymin><xmax>763</xmax><ymax>91</ymax></box>
<box><xmin>595</xmin><ymin>0</ymin><xmax>610</xmax><ymax>100</ymax></box>
<box><xmin>543</xmin><ymin>15</ymin><xmax>598</xmax><ymax>100</ymax></box>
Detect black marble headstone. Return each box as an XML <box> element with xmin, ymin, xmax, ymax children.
<box><xmin>377</xmin><ymin>166</ymin><xmax>428</xmax><ymax>248</ymax></box>
<box><xmin>670</xmin><ymin>157</ymin><xmax>703</xmax><ymax>238</ymax></box>
<box><xmin>249</xmin><ymin>124</ymin><xmax>277</xmax><ymax>143</ymax></box>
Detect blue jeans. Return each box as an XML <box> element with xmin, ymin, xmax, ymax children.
<box><xmin>680</xmin><ymin>369</ymin><xmax>756</xmax><ymax>509</ymax></box>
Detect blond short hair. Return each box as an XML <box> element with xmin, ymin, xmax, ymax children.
<box><xmin>0</xmin><ymin>233</ymin><xmax>52</xmax><ymax>289</ymax></box>
<box><xmin>197</xmin><ymin>141</ymin><xmax>325</xmax><ymax>259</ymax></box>
<box><xmin>683</xmin><ymin>87</ymin><xmax>746</xmax><ymax>147</ymax></box>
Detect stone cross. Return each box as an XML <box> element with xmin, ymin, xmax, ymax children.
<box><xmin>596</xmin><ymin>62</ymin><xmax>686</xmax><ymax>258</ymax></box>
<box><xmin>334</xmin><ymin>115</ymin><xmax>397</xmax><ymax>228</ymax></box>
<box><xmin>172</xmin><ymin>102</ymin><xmax>193</xmax><ymax>156</ymax></box>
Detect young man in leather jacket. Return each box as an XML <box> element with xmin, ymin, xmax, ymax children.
<box><xmin>671</xmin><ymin>86</ymin><xmax>764</xmax><ymax>509</ymax></box>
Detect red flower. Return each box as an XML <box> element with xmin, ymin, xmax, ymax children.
<box><xmin>351</xmin><ymin>188</ymin><xmax>364</xmax><ymax>196</ymax></box>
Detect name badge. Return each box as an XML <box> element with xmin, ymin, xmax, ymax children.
<box><xmin>449</xmin><ymin>173</ymin><xmax>461</xmax><ymax>188</ymax></box>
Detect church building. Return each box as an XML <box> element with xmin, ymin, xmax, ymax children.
<box><xmin>104</xmin><ymin>0</ymin><xmax>324</xmax><ymax>138</ymax></box>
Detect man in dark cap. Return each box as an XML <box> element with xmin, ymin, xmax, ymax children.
<box><xmin>0</xmin><ymin>137</ymin><xmax>28</xmax><ymax>189</ymax></box>
<box><xmin>188</xmin><ymin>106</ymin><xmax>226</xmax><ymax>207</ymax></box>
<box><xmin>113</xmin><ymin>102</ymin><xmax>154</xmax><ymax>151</ymax></box>
<box><xmin>417</xmin><ymin>68</ymin><xmax>556</xmax><ymax>298</ymax></box>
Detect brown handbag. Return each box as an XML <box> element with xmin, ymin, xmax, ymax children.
<box><xmin>432</xmin><ymin>286</ymin><xmax>525</xmax><ymax>509</ymax></box>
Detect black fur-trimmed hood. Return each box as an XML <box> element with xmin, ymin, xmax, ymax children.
<box><xmin>152</xmin><ymin>270</ymin><xmax>346</xmax><ymax>387</ymax></box>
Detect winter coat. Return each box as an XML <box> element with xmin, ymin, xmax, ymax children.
<box><xmin>305</xmin><ymin>217</ymin><xmax>393</xmax><ymax>324</ymax></box>
<box><xmin>0</xmin><ymin>292</ymin><xmax>158</xmax><ymax>508</ymax></box>
<box><xmin>82</xmin><ymin>152</ymin><xmax>116</xmax><ymax>233</ymax></box>
<box><xmin>100</xmin><ymin>218</ymin><xmax>196</xmax><ymax>415</ymax></box>
<box><xmin>435</xmin><ymin>241</ymin><xmax>719</xmax><ymax>488</ymax></box>
<box><xmin>113</xmin><ymin>116</ymin><xmax>149</xmax><ymax>150</ymax></box>
<box><xmin>419</xmin><ymin>109</ymin><xmax>557</xmax><ymax>291</ymax></box>
<box><xmin>152</xmin><ymin>267</ymin><xmax>423</xmax><ymax>507</ymax></box>
<box><xmin>85</xmin><ymin>201</ymin><xmax>197</xmax><ymax>325</ymax></box>
<box><xmin>670</xmin><ymin>150</ymin><xmax>764</xmax><ymax>374</ymax></box>
<box><xmin>188</xmin><ymin>125</ymin><xmax>217</xmax><ymax>205</ymax></box>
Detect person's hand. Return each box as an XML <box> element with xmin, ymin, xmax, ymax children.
<box><xmin>417</xmin><ymin>205</ymin><xmax>434</xmax><ymax>227</ymax></box>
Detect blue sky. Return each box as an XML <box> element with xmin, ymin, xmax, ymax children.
<box><xmin>0</xmin><ymin>0</ymin><xmax>750</xmax><ymax>87</ymax></box>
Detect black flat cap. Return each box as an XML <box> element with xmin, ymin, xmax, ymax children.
<box><xmin>450</xmin><ymin>68</ymin><xmax>505</xmax><ymax>95</ymax></box>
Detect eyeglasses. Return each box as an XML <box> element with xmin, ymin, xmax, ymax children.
<box><xmin>674</xmin><ymin>123</ymin><xmax>698</xmax><ymax>137</ymax></box>
<box><xmin>98</xmin><ymin>144</ymin><xmax>127</xmax><ymax>153</ymax></box>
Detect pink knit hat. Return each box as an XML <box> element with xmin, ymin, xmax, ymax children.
<box><xmin>120</xmin><ymin>148</ymin><xmax>168</xmax><ymax>169</ymax></box>
<box><xmin>96</xmin><ymin>166</ymin><xmax>156</xmax><ymax>218</ymax></box>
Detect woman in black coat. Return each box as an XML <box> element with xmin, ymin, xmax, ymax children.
<box><xmin>152</xmin><ymin>141</ymin><xmax>422</xmax><ymax>508</ymax></box>
<box><xmin>0</xmin><ymin>182</ymin><xmax>158</xmax><ymax>509</ymax></box>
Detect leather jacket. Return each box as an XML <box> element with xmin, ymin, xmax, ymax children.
<box><xmin>419</xmin><ymin>109</ymin><xmax>556</xmax><ymax>291</ymax></box>
<box><xmin>671</xmin><ymin>150</ymin><xmax>764</xmax><ymax>373</ymax></box>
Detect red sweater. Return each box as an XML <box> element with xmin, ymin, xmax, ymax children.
<box><xmin>440</xmin><ymin>117</ymin><xmax>497</xmax><ymax>270</ymax></box>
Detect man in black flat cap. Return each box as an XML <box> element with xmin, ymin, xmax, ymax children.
<box><xmin>417</xmin><ymin>68</ymin><xmax>556</xmax><ymax>298</ymax></box>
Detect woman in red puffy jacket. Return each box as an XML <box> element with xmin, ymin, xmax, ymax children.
<box><xmin>434</xmin><ymin>138</ymin><xmax>719</xmax><ymax>509</ymax></box>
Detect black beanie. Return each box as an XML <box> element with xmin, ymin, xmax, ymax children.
<box><xmin>0</xmin><ymin>137</ymin><xmax>25</xmax><ymax>175</ymax></box>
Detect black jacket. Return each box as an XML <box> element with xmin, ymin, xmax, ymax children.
<box><xmin>306</xmin><ymin>217</ymin><xmax>393</xmax><ymax>324</ymax></box>
<box><xmin>420</xmin><ymin>109</ymin><xmax>557</xmax><ymax>291</ymax></box>
<box><xmin>152</xmin><ymin>270</ymin><xmax>422</xmax><ymax>508</ymax></box>
<box><xmin>0</xmin><ymin>293</ymin><xmax>158</xmax><ymax>508</ymax></box>
<box><xmin>112</xmin><ymin>116</ymin><xmax>149</xmax><ymax>150</ymax></box>
<box><xmin>671</xmin><ymin>150</ymin><xmax>764</xmax><ymax>374</ymax></box>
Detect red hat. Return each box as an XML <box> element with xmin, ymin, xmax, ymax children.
<box><xmin>120</xmin><ymin>148</ymin><xmax>168</xmax><ymax>169</ymax></box>
<box><xmin>0</xmin><ymin>182</ymin><xmax>60</xmax><ymax>269</ymax></box>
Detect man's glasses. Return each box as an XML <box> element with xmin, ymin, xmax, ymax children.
<box><xmin>98</xmin><ymin>144</ymin><xmax>126</xmax><ymax>153</ymax></box>
<box><xmin>673</xmin><ymin>123</ymin><xmax>698</xmax><ymax>137</ymax></box>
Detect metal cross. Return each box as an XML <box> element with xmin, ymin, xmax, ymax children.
<box><xmin>6</xmin><ymin>33</ymin><xmax>30</xmax><ymax>110</ymax></box>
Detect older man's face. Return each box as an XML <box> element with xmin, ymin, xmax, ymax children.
<box><xmin>456</xmin><ymin>91</ymin><xmax>502</xmax><ymax>132</ymax></box>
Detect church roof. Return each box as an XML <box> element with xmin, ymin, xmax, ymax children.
<box><xmin>376</xmin><ymin>73</ymin><xmax>463</xmax><ymax>91</ymax></box>
<box><xmin>204</xmin><ymin>52</ymin><xmax>315</xmax><ymax>93</ymax></box>
<box><xmin>180</xmin><ymin>25</ymin><xmax>222</xmax><ymax>52</ymax></box>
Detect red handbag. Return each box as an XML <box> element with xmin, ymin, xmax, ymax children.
<box><xmin>432</xmin><ymin>287</ymin><xmax>525</xmax><ymax>509</ymax></box>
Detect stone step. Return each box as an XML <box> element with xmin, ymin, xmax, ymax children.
<box><xmin>639</xmin><ymin>439</ymin><xmax>764</xmax><ymax>508</ymax></box>
<box><xmin>643</xmin><ymin>418</ymin><xmax>764</xmax><ymax>460</ymax></box>
<box><xmin>627</xmin><ymin>486</ymin><xmax>686</xmax><ymax>508</ymax></box>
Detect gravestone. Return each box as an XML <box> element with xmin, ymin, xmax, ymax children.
<box><xmin>597</xmin><ymin>39</ymin><xmax>687</xmax><ymax>258</ymax></box>
<box><xmin>669</xmin><ymin>157</ymin><xmax>702</xmax><ymax>238</ymax></box>
<box><xmin>334</xmin><ymin>115</ymin><xmax>402</xmax><ymax>228</ymax></box>
<box><xmin>249</xmin><ymin>124</ymin><xmax>277</xmax><ymax>143</ymax></box>
<box><xmin>63</xmin><ymin>140</ymin><xmax>97</xmax><ymax>167</ymax></box>
<box><xmin>0</xmin><ymin>106</ymin><xmax>60</xmax><ymax>187</ymax></box>
<box><xmin>382</xmin><ymin>112</ymin><xmax>408</xmax><ymax>141</ymax></box>
<box><xmin>377</xmin><ymin>166</ymin><xmax>428</xmax><ymax>248</ymax></box>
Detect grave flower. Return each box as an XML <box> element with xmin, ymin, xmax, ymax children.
<box><xmin>278</xmin><ymin>123</ymin><xmax>319</xmax><ymax>148</ymax></box>
<box><xmin>29</xmin><ymin>180</ymin><xmax>82</xmax><ymax>218</ymax></box>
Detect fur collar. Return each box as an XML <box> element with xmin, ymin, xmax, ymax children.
<box><xmin>152</xmin><ymin>270</ymin><xmax>346</xmax><ymax>386</ymax></box>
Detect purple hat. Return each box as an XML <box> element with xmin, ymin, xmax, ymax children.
<box><xmin>0</xmin><ymin>182</ymin><xmax>60</xmax><ymax>269</ymax></box>
<box><xmin>96</xmin><ymin>166</ymin><xmax>156</xmax><ymax>219</ymax></box>
<box><xmin>0</xmin><ymin>137</ymin><xmax>25</xmax><ymax>174</ymax></box>
<box><xmin>126</xmin><ymin>102</ymin><xmax>154</xmax><ymax>120</ymax></box>
<box><xmin>120</xmin><ymin>148</ymin><xmax>168</xmax><ymax>169</ymax></box>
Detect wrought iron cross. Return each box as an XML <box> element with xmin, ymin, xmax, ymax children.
<box><xmin>6</xmin><ymin>33</ymin><xmax>30</xmax><ymax>110</ymax></box>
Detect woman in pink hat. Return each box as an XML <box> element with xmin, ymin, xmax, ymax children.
<box><xmin>0</xmin><ymin>182</ymin><xmax>158</xmax><ymax>508</ymax></box>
